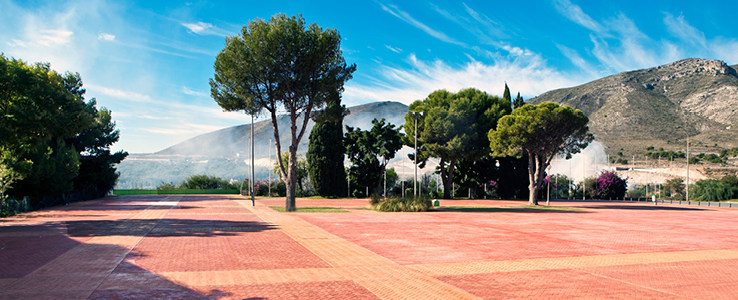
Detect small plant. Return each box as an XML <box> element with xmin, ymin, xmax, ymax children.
<box><xmin>372</xmin><ymin>195</ymin><xmax>431</xmax><ymax>212</ymax></box>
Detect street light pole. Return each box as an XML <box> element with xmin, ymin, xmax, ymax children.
<box><xmin>410</xmin><ymin>111</ymin><xmax>423</xmax><ymax>197</ymax></box>
<box><xmin>251</xmin><ymin>114</ymin><xmax>255</xmax><ymax>206</ymax></box>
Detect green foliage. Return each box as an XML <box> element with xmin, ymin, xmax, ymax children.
<box><xmin>690</xmin><ymin>153</ymin><xmax>725</xmax><ymax>164</ymax></box>
<box><xmin>1</xmin><ymin>56</ymin><xmax>126</xmax><ymax>209</ymax></box>
<box><xmin>615</xmin><ymin>158</ymin><xmax>628</xmax><ymax>164</ymax></box>
<box><xmin>502</xmin><ymin>83</ymin><xmax>511</xmax><ymax>105</ymax></box>
<box><xmin>646</xmin><ymin>146</ymin><xmax>654</xmax><ymax>151</ymax></box>
<box><xmin>489</xmin><ymin>102</ymin><xmax>593</xmax><ymax>205</ymax></box>
<box><xmin>691</xmin><ymin>177</ymin><xmax>738</xmax><ymax>202</ymax></box>
<box><xmin>273</xmin><ymin>152</ymin><xmax>309</xmax><ymax>193</ymax></box>
<box><xmin>307</xmin><ymin>106</ymin><xmax>347</xmax><ymax>198</ymax></box>
<box><xmin>513</xmin><ymin>92</ymin><xmax>525</xmax><ymax>109</ymax></box>
<box><xmin>405</xmin><ymin>88</ymin><xmax>511</xmax><ymax>199</ymax></box>
<box><xmin>345</xmin><ymin>118</ymin><xmax>403</xmax><ymax>196</ymax></box>
<box><xmin>179</xmin><ymin>175</ymin><xmax>237</xmax><ymax>190</ymax></box>
<box><xmin>372</xmin><ymin>195</ymin><xmax>432</xmax><ymax>212</ymax></box>
<box><xmin>644</xmin><ymin>150</ymin><xmax>684</xmax><ymax>160</ymax></box>
<box><xmin>156</xmin><ymin>182</ymin><xmax>178</xmax><ymax>190</ymax></box>
<box><xmin>547</xmin><ymin>174</ymin><xmax>573</xmax><ymax>198</ymax></box>
<box><xmin>210</xmin><ymin>13</ymin><xmax>356</xmax><ymax>212</ymax></box>
<box><xmin>663</xmin><ymin>178</ymin><xmax>685</xmax><ymax>199</ymax></box>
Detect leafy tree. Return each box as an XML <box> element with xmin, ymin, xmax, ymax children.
<box><xmin>664</xmin><ymin>178</ymin><xmax>685</xmax><ymax>199</ymax></box>
<box><xmin>489</xmin><ymin>102</ymin><xmax>594</xmax><ymax>205</ymax></box>
<box><xmin>405</xmin><ymin>88</ymin><xmax>511</xmax><ymax>199</ymax></box>
<box><xmin>691</xmin><ymin>179</ymin><xmax>736</xmax><ymax>202</ymax></box>
<box><xmin>513</xmin><ymin>92</ymin><xmax>525</xmax><ymax>109</ymax></box>
<box><xmin>1</xmin><ymin>57</ymin><xmax>125</xmax><ymax>206</ymax></box>
<box><xmin>273</xmin><ymin>152</ymin><xmax>309</xmax><ymax>193</ymax></box>
<box><xmin>70</xmin><ymin>107</ymin><xmax>128</xmax><ymax>198</ymax></box>
<box><xmin>307</xmin><ymin>94</ymin><xmax>348</xmax><ymax>198</ymax></box>
<box><xmin>345</xmin><ymin>118</ymin><xmax>403</xmax><ymax>196</ymax></box>
<box><xmin>210</xmin><ymin>13</ymin><xmax>355</xmax><ymax>211</ymax></box>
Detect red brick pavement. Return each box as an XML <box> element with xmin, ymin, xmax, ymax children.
<box><xmin>2</xmin><ymin>195</ymin><xmax>738</xmax><ymax>299</ymax></box>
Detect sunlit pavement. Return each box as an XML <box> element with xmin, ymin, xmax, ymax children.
<box><xmin>2</xmin><ymin>195</ymin><xmax>738</xmax><ymax>299</ymax></box>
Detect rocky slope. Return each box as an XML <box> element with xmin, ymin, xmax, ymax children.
<box><xmin>528</xmin><ymin>58</ymin><xmax>738</xmax><ymax>155</ymax></box>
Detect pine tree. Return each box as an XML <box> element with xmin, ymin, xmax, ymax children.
<box><xmin>513</xmin><ymin>92</ymin><xmax>525</xmax><ymax>109</ymax></box>
<box><xmin>503</xmin><ymin>83</ymin><xmax>511</xmax><ymax>107</ymax></box>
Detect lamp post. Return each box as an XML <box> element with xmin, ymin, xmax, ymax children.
<box><xmin>410</xmin><ymin>111</ymin><xmax>424</xmax><ymax>197</ymax></box>
<box><xmin>251</xmin><ymin>114</ymin><xmax>255</xmax><ymax>206</ymax></box>
<box><xmin>676</xmin><ymin>125</ymin><xmax>690</xmax><ymax>203</ymax></box>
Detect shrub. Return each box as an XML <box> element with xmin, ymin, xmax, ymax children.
<box><xmin>156</xmin><ymin>182</ymin><xmax>178</xmax><ymax>190</ymax></box>
<box><xmin>372</xmin><ymin>195</ymin><xmax>431</xmax><ymax>212</ymax></box>
<box><xmin>180</xmin><ymin>175</ymin><xmax>235</xmax><ymax>190</ymax></box>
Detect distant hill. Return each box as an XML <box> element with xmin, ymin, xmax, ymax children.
<box><xmin>155</xmin><ymin>101</ymin><xmax>408</xmax><ymax>158</ymax></box>
<box><xmin>528</xmin><ymin>58</ymin><xmax>738</xmax><ymax>156</ymax></box>
<box><xmin>116</xmin><ymin>102</ymin><xmax>410</xmax><ymax>188</ymax></box>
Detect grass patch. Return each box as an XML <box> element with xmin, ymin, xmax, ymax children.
<box><xmin>269</xmin><ymin>206</ymin><xmax>350</xmax><ymax>213</ymax></box>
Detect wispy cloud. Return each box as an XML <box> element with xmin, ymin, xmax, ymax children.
<box><xmin>343</xmin><ymin>54</ymin><xmax>581</xmax><ymax>106</ymax></box>
<box><xmin>36</xmin><ymin>29</ymin><xmax>74</xmax><ymax>46</ymax></box>
<box><xmin>663</xmin><ymin>13</ymin><xmax>706</xmax><ymax>49</ymax></box>
<box><xmin>88</xmin><ymin>84</ymin><xmax>152</xmax><ymax>102</ymax></box>
<box><xmin>182</xmin><ymin>86</ymin><xmax>209</xmax><ymax>97</ymax></box>
<box><xmin>553</xmin><ymin>0</ymin><xmax>602</xmax><ymax>33</ymax></box>
<box><xmin>378</xmin><ymin>2</ymin><xmax>466</xmax><ymax>46</ymax></box>
<box><xmin>385</xmin><ymin>44</ymin><xmax>402</xmax><ymax>53</ymax></box>
<box><xmin>98</xmin><ymin>33</ymin><xmax>115</xmax><ymax>41</ymax></box>
<box><xmin>181</xmin><ymin>21</ymin><xmax>228</xmax><ymax>36</ymax></box>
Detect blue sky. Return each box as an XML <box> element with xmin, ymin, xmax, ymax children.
<box><xmin>2</xmin><ymin>0</ymin><xmax>737</xmax><ymax>153</ymax></box>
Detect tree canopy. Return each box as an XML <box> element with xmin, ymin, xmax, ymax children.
<box><xmin>1</xmin><ymin>55</ymin><xmax>126</xmax><ymax>211</ymax></box>
<box><xmin>345</xmin><ymin>118</ymin><xmax>403</xmax><ymax>197</ymax></box>
<box><xmin>210</xmin><ymin>13</ymin><xmax>355</xmax><ymax>211</ymax></box>
<box><xmin>489</xmin><ymin>102</ymin><xmax>593</xmax><ymax>205</ymax></box>
<box><xmin>404</xmin><ymin>88</ymin><xmax>511</xmax><ymax>199</ymax></box>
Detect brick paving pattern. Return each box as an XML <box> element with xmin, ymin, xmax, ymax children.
<box><xmin>1</xmin><ymin>195</ymin><xmax>738</xmax><ymax>299</ymax></box>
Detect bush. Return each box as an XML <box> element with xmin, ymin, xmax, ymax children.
<box><xmin>156</xmin><ymin>181</ymin><xmax>178</xmax><ymax>190</ymax></box>
<box><xmin>372</xmin><ymin>195</ymin><xmax>431</xmax><ymax>212</ymax></box>
<box><xmin>180</xmin><ymin>175</ymin><xmax>236</xmax><ymax>190</ymax></box>
<box><xmin>591</xmin><ymin>171</ymin><xmax>628</xmax><ymax>200</ymax></box>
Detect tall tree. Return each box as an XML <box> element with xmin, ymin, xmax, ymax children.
<box><xmin>404</xmin><ymin>88</ymin><xmax>511</xmax><ymax>199</ymax></box>
<box><xmin>513</xmin><ymin>92</ymin><xmax>525</xmax><ymax>109</ymax></box>
<box><xmin>307</xmin><ymin>92</ymin><xmax>348</xmax><ymax>198</ymax></box>
<box><xmin>210</xmin><ymin>14</ymin><xmax>356</xmax><ymax>211</ymax></box>
<box><xmin>489</xmin><ymin>102</ymin><xmax>593</xmax><ymax>205</ymax></box>
<box><xmin>344</xmin><ymin>118</ymin><xmax>403</xmax><ymax>197</ymax></box>
<box><xmin>1</xmin><ymin>56</ymin><xmax>126</xmax><ymax>206</ymax></box>
<box><xmin>502</xmin><ymin>82</ymin><xmax>511</xmax><ymax>107</ymax></box>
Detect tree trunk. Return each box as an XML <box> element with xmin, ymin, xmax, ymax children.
<box><xmin>285</xmin><ymin>147</ymin><xmax>297</xmax><ymax>211</ymax></box>
<box><xmin>527</xmin><ymin>151</ymin><xmax>539</xmax><ymax>205</ymax></box>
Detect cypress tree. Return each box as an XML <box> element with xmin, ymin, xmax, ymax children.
<box><xmin>307</xmin><ymin>99</ymin><xmax>348</xmax><ymax>198</ymax></box>
<box><xmin>503</xmin><ymin>83</ymin><xmax>511</xmax><ymax>107</ymax></box>
<box><xmin>513</xmin><ymin>92</ymin><xmax>525</xmax><ymax>109</ymax></box>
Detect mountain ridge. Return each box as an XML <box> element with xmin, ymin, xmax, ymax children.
<box><xmin>528</xmin><ymin>58</ymin><xmax>738</xmax><ymax>155</ymax></box>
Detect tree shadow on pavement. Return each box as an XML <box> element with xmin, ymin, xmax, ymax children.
<box><xmin>65</xmin><ymin>219</ymin><xmax>277</xmax><ymax>237</ymax></box>
<box><xmin>579</xmin><ymin>205</ymin><xmax>710</xmax><ymax>211</ymax></box>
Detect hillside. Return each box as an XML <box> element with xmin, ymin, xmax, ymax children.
<box><xmin>117</xmin><ymin>102</ymin><xmax>410</xmax><ymax>188</ymax></box>
<box><xmin>528</xmin><ymin>58</ymin><xmax>738</xmax><ymax>156</ymax></box>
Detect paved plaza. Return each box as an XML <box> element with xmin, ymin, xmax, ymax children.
<box><xmin>1</xmin><ymin>195</ymin><xmax>738</xmax><ymax>299</ymax></box>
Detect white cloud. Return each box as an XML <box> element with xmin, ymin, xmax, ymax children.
<box><xmin>181</xmin><ymin>21</ymin><xmax>228</xmax><ymax>36</ymax></box>
<box><xmin>36</xmin><ymin>29</ymin><xmax>74</xmax><ymax>46</ymax></box>
<box><xmin>663</xmin><ymin>13</ymin><xmax>706</xmax><ymax>49</ymax></box>
<box><xmin>98</xmin><ymin>33</ymin><xmax>115</xmax><ymax>41</ymax></box>
<box><xmin>182</xmin><ymin>86</ymin><xmax>209</xmax><ymax>97</ymax></box>
<box><xmin>553</xmin><ymin>0</ymin><xmax>603</xmax><ymax>32</ymax></box>
<box><xmin>378</xmin><ymin>2</ymin><xmax>466</xmax><ymax>46</ymax></box>
<box><xmin>87</xmin><ymin>84</ymin><xmax>152</xmax><ymax>102</ymax></box>
<box><xmin>343</xmin><ymin>54</ymin><xmax>581</xmax><ymax>106</ymax></box>
<box><xmin>6</xmin><ymin>39</ymin><xmax>26</xmax><ymax>47</ymax></box>
<box><xmin>385</xmin><ymin>44</ymin><xmax>402</xmax><ymax>53</ymax></box>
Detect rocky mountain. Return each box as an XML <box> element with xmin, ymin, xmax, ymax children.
<box><xmin>528</xmin><ymin>58</ymin><xmax>738</xmax><ymax>156</ymax></box>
